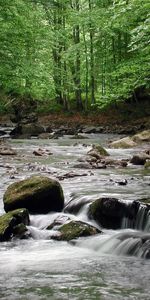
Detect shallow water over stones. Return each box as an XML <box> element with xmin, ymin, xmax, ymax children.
<box><xmin>0</xmin><ymin>133</ymin><xmax>150</xmax><ymax>299</ymax></box>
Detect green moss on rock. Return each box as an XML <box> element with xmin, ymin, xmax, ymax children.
<box><xmin>88</xmin><ymin>198</ymin><xmax>139</xmax><ymax>229</ymax></box>
<box><xmin>3</xmin><ymin>175</ymin><xmax>64</xmax><ymax>214</ymax></box>
<box><xmin>144</xmin><ymin>161</ymin><xmax>150</xmax><ymax>169</ymax></box>
<box><xmin>0</xmin><ymin>208</ymin><xmax>29</xmax><ymax>241</ymax></box>
<box><xmin>88</xmin><ymin>144</ymin><xmax>109</xmax><ymax>157</ymax></box>
<box><xmin>52</xmin><ymin>220</ymin><xmax>101</xmax><ymax>241</ymax></box>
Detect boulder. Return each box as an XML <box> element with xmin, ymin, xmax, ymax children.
<box><xmin>50</xmin><ymin>220</ymin><xmax>101</xmax><ymax>241</ymax></box>
<box><xmin>130</xmin><ymin>154</ymin><xmax>147</xmax><ymax>165</ymax></box>
<box><xmin>88</xmin><ymin>198</ymin><xmax>139</xmax><ymax>229</ymax></box>
<box><xmin>38</xmin><ymin>133</ymin><xmax>52</xmax><ymax>139</ymax></box>
<box><xmin>110</xmin><ymin>130</ymin><xmax>150</xmax><ymax>149</ymax></box>
<box><xmin>88</xmin><ymin>144</ymin><xmax>109</xmax><ymax>157</ymax></box>
<box><xmin>3</xmin><ymin>175</ymin><xmax>64</xmax><ymax>214</ymax></box>
<box><xmin>10</xmin><ymin>123</ymin><xmax>45</xmax><ymax>138</ymax></box>
<box><xmin>132</xmin><ymin>130</ymin><xmax>150</xmax><ymax>143</ymax></box>
<box><xmin>0</xmin><ymin>208</ymin><xmax>29</xmax><ymax>241</ymax></box>
<box><xmin>110</xmin><ymin>137</ymin><xmax>137</xmax><ymax>149</ymax></box>
<box><xmin>82</xmin><ymin>126</ymin><xmax>97</xmax><ymax>134</ymax></box>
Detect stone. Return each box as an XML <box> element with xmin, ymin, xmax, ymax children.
<box><xmin>88</xmin><ymin>198</ymin><xmax>139</xmax><ymax>229</ymax></box>
<box><xmin>10</xmin><ymin>123</ymin><xmax>45</xmax><ymax>138</ymax></box>
<box><xmin>33</xmin><ymin>148</ymin><xmax>53</xmax><ymax>156</ymax></box>
<box><xmin>82</xmin><ymin>126</ymin><xmax>97</xmax><ymax>134</ymax></box>
<box><xmin>88</xmin><ymin>144</ymin><xmax>109</xmax><ymax>157</ymax></box>
<box><xmin>110</xmin><ymin>130</ymin><xmax>150</xmax><ymax>149</ymax></box>
<box><xmin>0</xmin><ymin>208</ymin><xmax>29</xmax><ymax>242</ymax></box>
<box><xmin>50</xmin><ymin>220</ymin><xmax>101</xmax><ymax>241</ymax></box>
<box><xmin>0</xmin><ymin>146</ymin><xmax>17</xmax><ymax>156</ymax></box>
<box><xmin>130</xmin><ymin>155</ymin><xmax>147</xmax><ymax>165</ymax></box>
<box><xmin>3</xmin><ymin>175</ymin><xmax>64</xmax><ymax>214</ymax></box>
<box><xmin>110</xmin><ymin>137</ymin><xmax>137</xmax><ymax>149</ymax></box>
<box><xmin>132</xmin><ymin>130</ymin><xmax>150</xmax><ymax>143</ymax></box>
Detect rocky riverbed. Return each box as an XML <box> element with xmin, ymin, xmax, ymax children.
<box><xmin>0</xmin><ymin>128</ymin><xmax>150</xmax><ymax>299</ymax></box>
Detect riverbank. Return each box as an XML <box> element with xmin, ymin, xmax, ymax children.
<box><xmin>0</xmin><ymin>98</ymin><xmax>150</xmax><ymax>134</ymax></box>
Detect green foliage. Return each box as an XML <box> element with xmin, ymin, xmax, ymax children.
<box><xmin>0</xmin><ymin>0</ymin><xmax>149</xmax><ymax>113</ymax></box>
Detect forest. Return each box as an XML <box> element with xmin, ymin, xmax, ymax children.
<box><xmin>0</xmin><ymin>0</ymin><xmax>149</xmax><ymax>114</ymax></box>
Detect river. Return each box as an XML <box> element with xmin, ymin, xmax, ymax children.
<box><xmin>0</xmin><ymin>134</ymin><xmax>150</xmax><ymax>300</ymax></box>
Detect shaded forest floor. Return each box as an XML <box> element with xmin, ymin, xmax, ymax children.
<box><xmin>38</xmin><ymin>99</ymin><xmax>150</xmax><ymax>133</ymax></box>
<box><xmin>0</xmin><ymin>99</ymin><xmax>149</xmax><ymax>133</ymax></box>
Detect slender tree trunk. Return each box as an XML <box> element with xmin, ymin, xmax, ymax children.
<box><xmin>82</xmin><ymin>25</ymin><xmax>89</xmax><ymax>111</ymax></box>
<box><xmin>89</xmin><ymin>0</ymin><xmax>95</xmax><ymax>105</ymax></box>
<box><xmin>72</xmin><ymin>0</ymin><xmax>83</xmax><ymax>110</ymax></box>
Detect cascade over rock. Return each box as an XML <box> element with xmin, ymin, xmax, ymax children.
<box><xmin>88</xmin><ymin>198</ymin><xmax>139</xmax><ymax>229</ymax></box>
<box><xmin>3</xmin><ymin>175</ymin><xmax>64</xmax><ymax>214</ymax></box>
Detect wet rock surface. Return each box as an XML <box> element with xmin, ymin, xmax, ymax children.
<box><xmin>10</xmin><ymin>123</ymin><xmax>45</xmax><ymax>139</ymax></box>
<box><xmin>49</xmin><ymin>220</ymin><xmax>101</xmax><ymax>241</ymax></box>
<box><xmin>88</xmin><ymin>198</ymin><xmax>140</xmax><ymax>229</ymax></box>
<box><xmin>0</xmin><ymin>146</ymin><xmax>17</xmax><ymax>155</ymax></box>
<box><xmin>3</xmin><ymin>175</ymin><xmax>64</xmax><ymax>214</ymax></box>
<box><xmin>110</xmin><ymin>130</ymin><xmax>150</xmax><ymax>149</ymax></box>
<box><xmin>0</xmin><ymin>208</ymin><xmax>29</xmax><ymax>241</ymax></box>
<box><xmin>0</xmin><ymin>126</ymin><xmax>150</xmax><ymax>260</ymax></box>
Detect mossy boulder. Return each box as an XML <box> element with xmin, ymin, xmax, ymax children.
<box><xmin>0</xmin><ymin>208</ymin><xmax>29</xmax><ymax>241</ymax></box>
<box><xmin>88</xmin><ymin>144</ymin><xmax>109</xmax><ymax>157</ymax></box>
<box><xmin>51</xmin><ymin>220</ymin><xmax>101</xmax><ymax>241</ymax></box>
<box><xmin>88</xmin><ymin>198</ymin><xmax>139</xmax><ymax>229</ymax></box>
<box><xmin>3</xmin><ymin>175</ymin><xmax>64</xmax><ymax>214</ymax></box>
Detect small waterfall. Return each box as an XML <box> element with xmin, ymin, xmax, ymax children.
<box><xmin>77</xmin><ymin>230</ymin><xmax>150</xmax><ymax>259</ymax></box>
<box><xmin>27</xmin><ymin>226</ymin><xmax>52</xmax><ymax>239</ymax></box>
<box><xmin>121</xmin><ymin>204</ymin><xmax>150</xmax><ymax>232</ymax></box>
<box><xmin>135</xmin><ymin>205</ymin><xmax>150</xmax><ymax>231</ymax></box>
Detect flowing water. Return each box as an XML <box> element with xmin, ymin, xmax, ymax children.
<box><xmin>0</xmin><ymin>133</ymin><xmax>150</xmax><ymax>300</ymax></box>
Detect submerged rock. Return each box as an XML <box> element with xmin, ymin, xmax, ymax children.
<box><xmin>0</xmin><ymin>208</ymin><xmax>29</xmax><ymax>241</ymax></box>
<box><xmin>50</xmin><ymin>220</ymin><xmax>101</xmax><ymax>241</ymax></box>
<box><xmin>3</xmin><ymin>175</ymin><xmax>64</xmax><ymax>214</ymax></box>
<box><xmin>88</xmin><ymin>198</ymin><xmax>139</xmax><ymax>229</ymax></box>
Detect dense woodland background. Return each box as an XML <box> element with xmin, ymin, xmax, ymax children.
<box><xmin>0</xmin><ymin>0</ymin><xmax>149</xmax><ymax>115</ymax></box>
